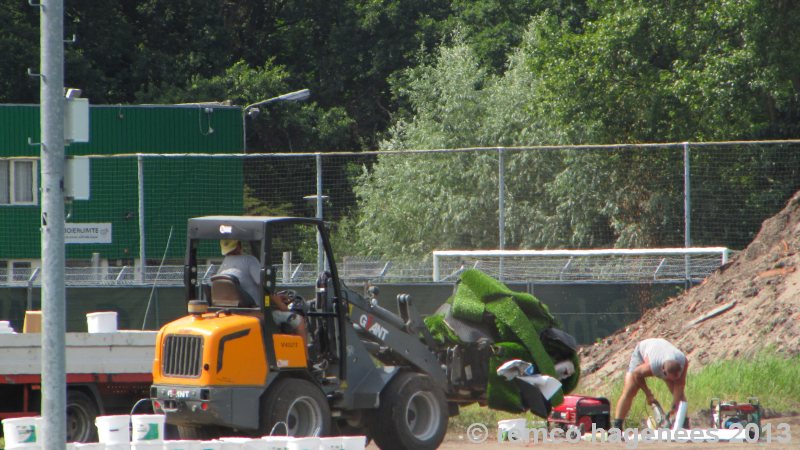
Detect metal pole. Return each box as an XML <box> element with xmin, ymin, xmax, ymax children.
<box><xmin>498</xmin><ymin>148</ymin><xmax>505</xmax><ymax>281</ymax></box>
<box><xmin>40</xmin><ymin>0</ymin><xmax>67</xmax><ymax>447</ymax></box>
<box><xmin>138</xmin><ymin>154</ymin><xmax>147</xmax><ymax>282</ymax></box>
<box><xmin>683</xmin><ymin>142</ymin><xmax>691</xmax><ymax>288</ymax></box>
<box><xmin>241</xmin><ymin>110</ymin><xmax>247</xmax><ymax>152</ymax></box>
<box><xmin>26</xmin><ymin>267</ymin><xmax>40</xmax><ymax>312</ymax></box>
<box><xmin>316</xmin><ymin>154</ymin><xmax>324</xmax><ymax>273</ymax></box>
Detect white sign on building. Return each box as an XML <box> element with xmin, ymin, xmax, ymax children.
<box><xmin>65</xmin><ymin>223</ymin><xmax>112</xmax><ymax>244</ymax></box>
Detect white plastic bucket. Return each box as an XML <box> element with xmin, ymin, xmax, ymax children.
<box><xmin>219</xmin><ymin>437</ymin><xmax>268</xmax><ymax>450</ymax></box>
<box><xmin>131</xmin><ymin>443</ymin><xmax>162</xmax><ymax>450</ymax></box>
<box><xmin>286</xmin><ymin>437</ymin><xmax>319</xmax><ymax>450</ymax></box>
<box><xmin>2</xmin><ymin>416</ymin><xmax>43</xmax><ymax>448</ymax></box>
<box><xmin>87</xmin><ymin>311</ymin><xmax>118</xmax><ymax>333</ymax></box>
<box><xmin>95</xmin><ymin>414</ymin><xmax>130</xmax><ymax>444</ymax></box>
<box><xmin>163</xmin><ymin>440</ymin><xmax>198</xmax><ymax>450</ymax></box>
<box><xmin>318</xmin><ymin>437</ymin><xmax>342</xmax><ymax>450</ymax></box>
<box><xmin>131</xmin><ymin>414</ymin><xmax>165</xmax><ymax>442</ymax></box>
<box><xmin>340</xmin><ymin>436</ymin><xmax>366</xmax><ymax>450</ymax></box>
<box><xmin>73</xmin><ymin>444</ymin><xmax>105</xmax><ymax>450</ymax></box>
<box><xmin>261</xmin><ymin>436</ymin><xmax>291</xmax><ymax>450</ymax></box>
<box><xmin>498</xmin><ymin>418</ymin><xmax>528</xmax><ymax>443</ymax></box>
<box><xmin>216</xmin><ymin>438</ymin><xmax>250</xmax><ymax>450</ymax></box>
<box><xmin>196</xmin><ymin>442</ymin><xmax>221</xmax><ymax>450</ymax></box>
<box><xmin>104</xmin><ymin>444</ymin><xmax>131</xmax><ymax>450</ymax></box>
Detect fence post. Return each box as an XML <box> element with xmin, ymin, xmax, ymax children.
<box><xmin>683</xmin><ymin>142</ymin><xmax>691</xmax><ymax>288</ymax></box>
<box><xmin>433</xmin><ymin>252</ymin><xmax>440</xmax><ymax>282</ymax></box>
<box><xmin>316</xmin><ymin>153</ymin><xmax>324</xmax><ymax>274</ymax></box>
<box><xmin>498</xmin><ymin>147</ymin><xmax>505</xmax><ymax>281</ymax></box>
<box><xmin>138</xmin><ymin>154</ymin><xmax>147</xmax><ymax>282</ymax></box>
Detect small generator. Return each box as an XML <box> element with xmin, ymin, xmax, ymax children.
<box><xmin>710</xmin><ymin>397</ymin><xmax>762</xmax><ymax>432</ymax></box>
<box><xmin>548</xmin><ymin>395</ymin><xmax>611</xmax><ymax>433</ymax></box>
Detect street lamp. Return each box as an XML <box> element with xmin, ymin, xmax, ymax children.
<box><xmin>242</xmin><ymin>89</ymin><xmax>311</xmax><ymax>152</ymax></box>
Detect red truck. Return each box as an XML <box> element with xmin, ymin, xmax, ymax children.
<box><xmin>0</xmin><ymin>331</ymin><xmax>156</xmax><ymax>442</ymax></box>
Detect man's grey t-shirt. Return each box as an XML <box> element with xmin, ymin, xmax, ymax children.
<box><xmin>628</xmin><ymin>338</ymin><xmax>686</xmax><ymax>379</ymax></box>
<box><xmin>218</xmin><ymin>254</ymin><xmax>261</xmax><ymax>304</ymax></box>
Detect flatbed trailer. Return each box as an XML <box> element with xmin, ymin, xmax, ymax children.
<box><xmin>0</xmin><ymin>331</ymin><xmax>157</xmax><ymax>442</ymax></box>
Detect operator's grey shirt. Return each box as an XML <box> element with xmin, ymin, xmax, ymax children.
<box><xmin>218</xmin><ymin>254</ymin><xmax>261</xmax><ymax>304</ymax></box>
<box><xmin>627</xmin><ymin>338</ymin><xmax>686</xmax><ymax>379</ymax></box>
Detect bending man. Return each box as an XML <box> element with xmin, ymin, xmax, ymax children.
<box><xmin>613</xmin><ymin>338</ymin><xmax>688</xmax><ymax>428</ymax></box>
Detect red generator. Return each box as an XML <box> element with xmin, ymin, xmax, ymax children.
<box><xmin>548</xmin><ymin>395</ymin><xmax>611</xmax><ymax>433</ymax></box>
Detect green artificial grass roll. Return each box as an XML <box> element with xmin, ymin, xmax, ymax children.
<box><xmin>423</xmin><ymin>313</ymin><xmax>462</xmax><ymax>345</ymax></box>
<box><xmin>450</xmin><ymin>282</ymin><xmax>486</xmax><ymax>323</ymax></box>
<box><xmin>424</xmin><ymin>269</ymin><xmax>579</xmax><ymax>415</ymax></box>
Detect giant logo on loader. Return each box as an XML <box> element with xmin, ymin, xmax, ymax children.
<box><xmin>358</xmin><ymin>314</ymin><xmax>389</xmax><ymax>340</ymax></box>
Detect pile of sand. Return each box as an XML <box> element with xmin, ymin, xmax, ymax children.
<box><xmin>578</xmin><ymin>191</ymin><xmax>800</xmax><ymax>394</ymax></box>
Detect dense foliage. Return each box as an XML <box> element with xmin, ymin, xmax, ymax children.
<box><xmin>5</xmin><ymin>1</ymin><xmax>800</xmax><ymax>257</ymax></box>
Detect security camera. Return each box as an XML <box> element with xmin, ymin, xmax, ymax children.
<box><xmin>65</xmin><ymin>88</ymin><xmax>82</xmax><ymax>99</ymax></box>
<box><xmin>204</xmin><ymin>107</ymin><xmax>214</xmax><ymax>114</ymax></box>
<box><xmin>246</xmin><ymin>107</ymin><xmax>261</xmax><ymax>119</ymax></box>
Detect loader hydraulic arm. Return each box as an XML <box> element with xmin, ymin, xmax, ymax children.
<box><xmin>346</xmin><ymin>289</ymin><xmax>447</xmax><ymax>390</ymax></box>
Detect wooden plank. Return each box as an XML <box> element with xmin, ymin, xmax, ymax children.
<box><xmin>683</xmin><ymin>300</ymin><xmax>737</xmax><ymax>329</ymax></box>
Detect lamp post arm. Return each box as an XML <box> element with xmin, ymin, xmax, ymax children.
<box><xmin>244</xmin><ymin>89</ymin><xmax>311</xmax><ymax>112</ymax></box>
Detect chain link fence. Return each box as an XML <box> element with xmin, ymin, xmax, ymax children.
<box><xmin>2</xmin><ymin>140</ymin><xmax>798</xmax><ymax>285</ymax></box>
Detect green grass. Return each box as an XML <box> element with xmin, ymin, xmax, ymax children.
<box><xmin>600</xmin><ymin>351</ymin><xmax>800</xmax><ymax>426</ymax></box>
<box><xmin>450</xmin><ymin>351</ymin><xmax>800</xmax><ymax>431</ymax></box>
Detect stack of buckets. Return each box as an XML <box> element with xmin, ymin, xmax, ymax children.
<box><xmin>93</xmin><ymin>414</ymin><xmax>167</xmax><ymax>449</ymax></box>
<box><xmin>3</xmin><ymin>415</ymin><xmax>366</xmax><ymax>450</ymax></box>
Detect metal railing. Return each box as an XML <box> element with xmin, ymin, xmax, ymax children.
<box><xmin>1</xmin><ymin>250</ymin><xmax>731</xmax><ymax>287</ymax></box>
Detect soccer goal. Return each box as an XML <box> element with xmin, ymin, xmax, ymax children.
<box><xmin>432</xmin><ymin>247</ymin><xmax>731</xmax><ymax>283</ymax></box>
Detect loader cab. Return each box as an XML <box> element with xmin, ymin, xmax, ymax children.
<box><xmin>181</xmin><ymin>216</ymin><xmax>347</xmax><ymax>379</ymax></box>
<box><xmin>184</xmin><ymin>216</ymin><xmax>340</xmax><ymax>309</ymax></box>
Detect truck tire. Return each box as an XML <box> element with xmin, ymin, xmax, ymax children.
<box><xmin>66</xmin><ymin>390</ymin><xmax>99</xmax><ymax>443</ymax></box>
<box><xmin>260</xmin><ymin>378</ymin><xmax>330</xmax><ymax>437</ymax></box>
<box><xmin>370</xmin><ymin>372</ymin><xmax>448</xmax><ymax>450</ymax></box>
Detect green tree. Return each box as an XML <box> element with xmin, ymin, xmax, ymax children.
<box><xmin>349</xmin><ymin>1</ymin><xmax>800</xmax><ymax>259</ymax></box>
<box><xmin>0</xmin><ymin>2</ymin><xmax>40</xmax><ymax>102</ymax></box>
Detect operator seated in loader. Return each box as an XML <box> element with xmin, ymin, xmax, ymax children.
<box><xmin>216</xmin><ymin>239</ymin><xmax>261</xmax><ymax>307</ymax></box>
<box><xmin>214</xmin><ymin>239</ymin><xmax>308</xmax><ymax>345</ymax></box>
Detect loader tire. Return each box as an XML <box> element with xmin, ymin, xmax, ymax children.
<box><xmin>260</xmin><ymin>378</ymin><xmax>331</xmax><ymax>437</ymax></box>
<box><xmin>66</xmin><ymin>390</ymin><xmax>99</xmax><ymax>443</ymax></box>
<box><xmin>370</xmin><ymin>372</ymin><xmax>448</xmax><ymax>450</ymax></box>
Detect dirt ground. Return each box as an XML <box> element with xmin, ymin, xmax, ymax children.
<box><xmin>432</xmin><ymin>416</ymin><xmax>800</xmax><ymax>450</ymax></box>
<box><xmin>370</xmin><ymin>193</ymin><xmax>800</xmax><ymax>450</ymax></box>
<box><xmin>366</xmin><ymin>195</ymin><xmax>800</xmax><ymax>450</ymax></box>
<box><xmin>578</xmin><ymin>192</ymin><xmax>800</xmax><ymax>394</ymax></box>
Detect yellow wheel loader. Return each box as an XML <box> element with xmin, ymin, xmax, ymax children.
<box><xmin>150</xmin><ymin>216</ymin><xmax>496</xmax><ymax>450</ymax></box>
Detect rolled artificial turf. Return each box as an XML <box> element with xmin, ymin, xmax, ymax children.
<box><xmin>426</xmin><ymin>269</ymin><xmax>581</xmax><ymax>414</ymax></box>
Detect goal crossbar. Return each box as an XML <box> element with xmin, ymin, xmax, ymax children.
<box><xmin>432</xmin><ymin>247</ymin><xmax>730</xmax><ymax>283</ymax></box>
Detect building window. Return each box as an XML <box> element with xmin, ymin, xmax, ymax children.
<box><xmin>0</xmin><ymin>159</ymin><xmax>38</xmax><ymax>205</ymax></box>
